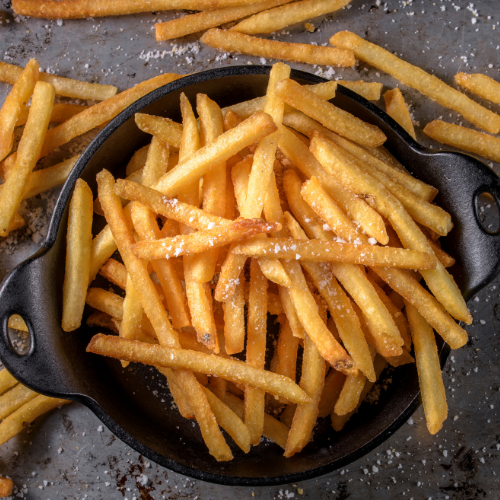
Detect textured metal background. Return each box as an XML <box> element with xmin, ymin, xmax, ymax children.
<box><xmin>0</xmin><ymin>0</ymin><xmax>500</xmax><ymax>498</ymax></box>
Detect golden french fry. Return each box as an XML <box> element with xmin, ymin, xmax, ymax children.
<box><xmin>406</xmin><ymin>302</ymin><xmax>447</xmax><ymax>434</ymax></box>
<box><xmin>0</xmin><ymin>58</ymin><xmax>39</xmax><ymax>162</ymax></box>
<box><xmin>424</xmin><ymin>120</ymin><xmax>500</xmax><ymax>164</ymax></box>
<box><xmin>233</xmin><ymin>238</ymin><xmax>437</xmax><ymax>270</ymax></box>
<box><xmin>201</xmin><ymin>29</ymin><xmax>355</xmax><ymax>67</ymax></box>
<box><xmin>62</xmin><ymin>178</ymin><xmax>93</xmax><ymax>331</ymax></box>
<box><xmin>86</xmin><ymin>287</ymin><xmax>124</xmax><ymax>320</ymax></box>
<box><xmin>0</xmin><ymin>395</ymin><xmax>70</xmax><ymax>445</ymax></box>
<box><xmin>279</xmin><ymin>124</ymin><xmax>388</xmax><ymax>244</ymax></box>
<box><xmin>372</xmin><ymin>267</ymin><xmax>468</xmax><ymax>349</ymax></box>
<box><xmin>425</xmin><ymin>235</ymin><xmax>455</xmax><ymax>269</ymax></box>
<box><xmin>119</xmin><ymin>275</ymin><xmax>144</xmax><ymax>355</ymax></box>
<box><xmin>224</xmin><ymin>392</ymin><xmax>289</xmax><ymax>450</ymax></box>
<box><xmin>0</xmin><ymin>383</ymin><xmax>38</xmax><ymax>420</ymax></box>
<box><xmin>16</xmin><ymin>103</ymin><xmax>87</xmax><ymax>127</ymax></box>
<box><xmin>383</xmin><ymin>88</ymin><xmax>416</xmax><ymax>139</ymax></box>
<box><xmin>0</xmin><ymin>476</ymin><xmax>13</xmax><ymax>497</ymax></box>
<box><xmin>153</xmin><ymin>111</ymin><xmax>277</xmax><ymax>196</ymax></box>
<box><xmin>455</xmin><ymin>72</ymin><xmax>500</xmax><ymax>106</ymax></box>
<box><xmin>232</xmin><ymin>0</ymin><xmax>351</xmax><ymax>35</ymax></box>
<box><xmin>278</xmin><ymin>286</ymin><xmax>306</xmax><ymax>339</ymax></box>
<box><xmin>330</xmin><ymin>31</ymin><xmax>500</xmax><ymax>134</ymax></box>
<box><xmin>87</xmin><ymin>334</ymin><xmax>311</xmax><ymax>404</ymax></box>
<box><xmin>0</xmin><ymin>81</ymin><xmax>53</xmax><ymax>236</ymax></box>
<box><xmin>334</xmin><ymin>370</ymin><xmax>366</xmax><ymax>416</ymax></box>
<box><xmin>0</xmin><ymin>370</ymin><xmax>18</xmax><ymax>395</ymax></box>
<box><xmin>99</xmin><ymin>258</ymin><xmax>127</xmax><ymax>289</ymax></box>
<box><xmin>126</xmin><ymin>145</ymin><xmax>150</xmax><ymax>176</ymax></box>
<box><xmin>245</xmin><ymin>259</ymin><xmax>268</xmax><ymax>444</ymax></box>
<box><xmin>275</xmin><ymin>318</ymin><xmax>299</xmax><ymax>383</ymax></box>
<box><xmin>186</xmin><ymin>282</ymin><xmax>218</xmax><ymax>351</ymax></box>
<box><xmin>318</xmin><ymin>368</ymin><xmax>345</xmax><ymax>418</ymax></box>
<box><xmin>384</xmin><ymin>348</ymin><xmax>415</xmax><ymax>368</ymax></box>
<box><xmin>311</xmin><ymin>134</ymin><xmax>471</xmax><ymax>324</ymax></box>
<box><xmin>8</xmin><ymin>314</ymin><xmax>28</xmax><ymax>332</ymax></box>
<box><xmin>12</xmin><ymin>0</ymin><xmax>267</xmax><ymax>18</ymax></box>
<box><xmin>284</xmin><ymin>333</ymin><xmax>325</xmax><ymax>457</ymax></box>
<box><xmin>135</xmin><ymin>113</ymin><xmax>182</xmax><ymax>149</ymax></box>
<box><xmin>242</xmin><ymin>63</ymin><xmax>290</xmax><ymax>219</ymax></box>
<box><xmin>275</xmin><ymin>79</ymin><xmax>386</xmax><ymax>148</ymax></box>
<box><xmin>223</xmin><ymin>277</ymin><xmax>246</xmax><ymax>355</ymax></box>
<box><xmin>156</xmin><ymin>0</ymin><xmax>293</xmax><ymax>40</ymax></box>
<box><xmin>336</xmin><ymin>80</ymin><xmax>383</xmax><ymax>101</ymax></box>
<box><xmin>86</xmin><ymin>311</ymin><xmax>119</xmax><ymax>334</ymax></box>
<box><xmin>0</xmin><ymin>60</ymin><xmax>116</xmax><ymax>100</ymax></box>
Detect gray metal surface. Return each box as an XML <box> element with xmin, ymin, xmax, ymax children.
<box><xmin>1</xmin><ymin>0</ymin><xmax>500</xmax><ymax>498</ymax></box>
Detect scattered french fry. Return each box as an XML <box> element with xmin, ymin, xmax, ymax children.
<box><xmin>0</xmin><ymin>370</ymin><xmax>18</xmax><ymax>396</ymax></box>
<box><xmin>16</xmin><ymin>103</ymin><xmax>87</xmax><ymax>127</ymax></box>
<box><xmin>455</xmin><ymin>72</ymin><xmax>500</xmax><ymax>106</ymax></box>
<box><xmin>0</xmin><ymin>476</ymin><xmax>13</xmax><ymax>497</ymax></box>
<box><xmin>0</xmin><ymin>383</ymin><xmax>38</xmax><ymax>420</ymax></box>
<box><xmin>384</xmin><ymin>88</ymin><xmax>416</xmax><ymax>140</ymax></box>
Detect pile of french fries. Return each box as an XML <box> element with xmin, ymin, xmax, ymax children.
<box><xmin>55</xmin><ymin>60</ymin><xmax>474</xmax><ymax>461</ymax></box>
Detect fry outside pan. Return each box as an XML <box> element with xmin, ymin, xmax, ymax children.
<box><xmin>0</xmin><ymin>66</ymin><xmax>498</xmax><ymax>486</ymax></box>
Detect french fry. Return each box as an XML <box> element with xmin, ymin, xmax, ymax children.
<box><xmin>135</xmin><ymin>113</ymin><xmax>182</xmax><ymax>149</ymax></box>
<box><xmin>0</xmin><ymin>59</ymin><xmax>39</xmax><ymax>163</ymax></box>
<box><xmin>8</xmin><ymin>314</ymin><xmax>28</xmax><ymax>332</ymax></box>
<box><xmin>371</xmin><ymin>267</ymin><xmax>468</xmax><ymax>349</ymax></box>
<box><xmin>233</xmin><ymin>238</ymin><xmax>437</xmax><ymax>270</ymax></box>
<box><xmin>98</xmin><ymin>258</ymin><xmax>127</xmax><ymax>289</ymax></box>
<box><xmin>86</xmin><ymin>311</ymin><xmax>119</xmax><ymax>334</ymax></box>
<box><xmin>153</xmin><ymin>111</ymin><xmax>277</xmax><ymax>196</ymax></box>
<box><xmin>0</xmin><ymin>383</ymin><xmax>38</xmax><ymax>420</ymax></box>
<box><xmin>224</xmin><ymin>393</ymin><xmax>289</xmax><ymax>450</ymax></box>
<box><xmin>186</xmin><ymin>282</ymin><xmax>218</xmax><ymax>351</ymax></box>
<box><xmin>222</xmin><ymin>277</ymin><xmax>246</xmax><ymax>355</ymax></box>
<box><xmin>0</xmin><ymin>60</ymin><xmax>116</xmax><ymax>100</ymax></box>
<box><xmin>284</xmin><ymin>333</ymin><xmax>325</xmax><ymax>457</ymax></box>
<box><xmin>12</xmin><ymin>0</ymin><xmax>269</xmax><ymax>18</ymax></box>
<box><xmin>231</xmin><ymin>0</ymin><xmax>351</xmax><ymax>35</ymax></box>
<box><xmin>383</xmin><ymin>88</ymin><xmax>416</xmax><ymax>140</ymax></box>
<box><xmin>0</xmin><ymin>81</ymin><xmax>54</xmax><ymax>236</ymax></box>
<box><xmin>285</xmin><ymin>212</ymin><xmax>375</xmax><ymax>382</ymax></box>
<box><xmin>424</xmin><ymin>120</ymin><xmax>500</xmax><ymax>164</ymax></box>
<box><xmin>275</xmin><ymin>79</ymin><xmax>386</xmax><ymax>148</ymax></box>
<box><xmin>279</xmin><ymin>125</ymin><xmax>388</xmax><ymax>244</ymax></box>
<box><xmin>242</xmin><ymin>63</ymin><xmax>290</xmax><ymax>219</ymax></box>
<box><xmin>0</xmin><ymin>477</ymin><xmax>13</xmax><ymax>497</ymax></box>
<box><xmin>87</xmin><ymin>334</ymin><xmax>311</xmax><ymax>404</ymax></box>
<box><xmin>86</xmin><ymin>287</ymin><xmax>124</xmax><ymax>320</ymax></box>
<box><xmin>311</xmin><ymin>134</ymin><xmax>472</xmax><ymax>324</ymax></box>
<box><xmin>201</xmin><ymin>29</ymin><xmax>355</xmax><ymax>67</ymax></box>
<box><xmin>203</xmin><ymin>387</ymin><xmax>251</xmax><ymax>453</ymax></box>
<box><xmin>406</xmin><ymin>302</ymin><xmax>447</xmax><ymax>434</ymax></box>
<box><xmin>278</xmin><ymin>286</ymin><xmax>306</xmax><ymax>339</ymax></box>
<box><xmin>425</xmin><ymin>235</ymin><xmax>456</xmax><ymax>269</ymax></box>
<box><xmin>16</xmin><ymin>103</ymin><xmax>87</xmax><ymax>127</ymax></box>
<box><xmin>455</xmin><ymin>72</ymin><xmax>500</xmax><ymax>106</ymax></box>
<box><xmin>0</xmin><ymin>370</ymin><xmax>18</xmax><ymax>395</ymax></box>
<box><xmin>275</xmin><ymin>318</ymin><xmax>299</xmax><ymax>383</ymax></box>
<box><xmin>334</xmin><ymin>369</ymin><xmax>367</xmax><ymax>416</ymax></box>
<box><xmin>330</xmin><ymin>31</ymin><xmax>500</xmax><ymax>134</ymax></box>
<box><xmin>318</xmin><ymin>368</ymin><xmax>345</xmax><ymax>418</ymax></box>
<box><xmin>62</xmin><ymin>179</ymin><xmax>93</xmax><ymax>332</ymax></box>
<box><xmin>384</xmin><ymin>348</ymin><xmax>415</xmax><ymax>368</ymax></box>
<box><xmin>245</xmin><ymin>259</ymin><xmax>268</xmax><ymax>445</ymax></box>
<box><xmin>119</xmin><ymin>276</ymin><xmax>144</xmax><ymax>366</ymax></box>
<box><xmin>337</xmin><ymin>80</ymin><xmax>383</xmax><ymax>101</ymax></box>
<box><xmin>126</xmin><ymin>145</ymin><xmax>150</xmax><ymax>176</ymax></box>
<box><xmin>155</xmin><ymin>0</ymin><xmax>293</xmax><ymax>40</ymax></box>
<box><xmin>97</xmin><ymin>169</ymin><xmax>232</xmax><ymax>461</ymax></box>
<box><xmin>0</xmin><ymin>395</ymin><xmax>70</xmax><ymax>446</ymax></box>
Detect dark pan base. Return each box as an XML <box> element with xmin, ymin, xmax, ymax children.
<box><xmin>0</xmin><ymin>66</ymin><xmax>499</xmax><ymax>486</ymax></box>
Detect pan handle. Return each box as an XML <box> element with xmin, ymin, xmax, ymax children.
<box><xmin>0</xmin><ymin>248</ymin><xmax>77</xmax><ymax>397</ymax></box>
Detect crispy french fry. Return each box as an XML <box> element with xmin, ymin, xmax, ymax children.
<box><xmin>406</xmin><ymin>302</ymin><xmax>447</xmax><ymax>434</ymax></box>
<box><xmin>242</xmin><ymin>63</ymin><xmax>290</xmax><ymax>219</ymax></box>
<box><xmin>0</xmin><ymin>81</ymin><xmax>54</xmax><ymax>236</ymax></box>
<box><xmin>424</xmin><ymin>120</ymin><xmax>500</xmax><ymax>164</ymax></box>
<box><xmin>384</xmin><ymin>348</ymin><xmax>415</xmax><ymax>368</ymax></box>
<box><xmin>12</xmin><ymin>0</ymin><xmax>268</xmax><ymax>18</ymax></box>
<box><xmin>425</xmin><ymin>235</ymin><xmax>455</xmax><ymax>268</ymax></box>
<box><xmin>0</xmin><ymin>59</ymin><xmax>39</xmax><ymax>163</ymax></box>
<box><xmin>156</xmin><ymin>0</ymin><xmax>293</xmax><ymax>40</ymax></box>
<box><xmin>233</xmin><ymin>238</ymin><xmax>437</xmax><ymax>270</ymax></box>
<box><xmin>275</xmin><ymin>79</ymin><xmax>386</xmax><ymax>148</ymax></box>
<box><xmin>245</xmin><ymin>259</ymin><xmax>268</xmax><ymax>444</ymax></box>
<box><xmin>311</xmin><ymin>134</ymin><xmax>471</xmax><ymax>324</ymax></box>
<box><xmin>275</xmin><ymin>318</ymin><xmax>299</xmax><ymax>383</ymax></box>
<box><xmin>0</xmin><ymin>60</ymin><xmax>116</xmax><ymax>100</ymax></box>
<box><xmin>86</xmin><ymin>311</ymin><xmax>119</xmax><ymax>334</ymax></box>
<box><xmin>455</xmin><ymin>72</ymin><xmax>500</xmax><ymax>106</ymax></box>
<box><xmin>62</xmin><ymin>178</ymin><xmax>93</xmax><ymax>331</ymax></box>
<box><xmin>16</xmin><ymin>103</ymin><xmax>87</xmax><ymax>127</ymax></box>
<box><xmin>120</xmin><ymin>275</ymin><xmax>143</xmax><ymax>350</ymax></box>
<box><xmin>0</xmin><ymin>395</ymin><xmax>70</xmax><ymax>445</ymax></box>
<box><xmin>86</xmin><ymin>287</ymin><xmax>124</xmax><ymax>319</ymax></box>
<box><xmin>279</xmin><ymin>125</ymin><xmax>388</xmax><ymax>244</ymax></box>
<box><xmin>278</xmin><ymin>286</ymin><xmax>306</xmax><ymax>339</ymax></box>
<box><xmin>8</xmin><ymin>314</ymin><xmax>27</xmax><ymax>332</ymax></box>
<box><xmin>0</xmin><ymin>476</ymin><xmax>13</xmax><ymax>497</ymax></box>
<box><xmin>336</xmin><ymin>80</ymin><xmax>383</xmax><ymax>101</ymax></box>
<box><xmin>318</xmin><ymin>368</ymin><xmax>345</xmax><ymax>418</ymax></box>
<box><xmin>372</xmin><ymin>267</ymin><xmax>468</xmax><ymax>349</ymax></box>
<box><xmin>224</xmin><ymin>392</ymin><xmax>289</xmax><ymax>450</ymax></box>
<box><xmin>98</xmin><ymin>258</ymin><xmax>127</xmax><ymax>289</ymax></box>
<box><xmin>201</xmin><ymin>29</ymin><xmax>355</xmax><ymax>67</ymax></box>
<box><xmin>284</xmin><ymin>333</ymin><xmax>325</xmax><ymax>457</ymax></box>
<box><xmin>135</xmin><ymin>113</ymin><xmax>182</xmax><ymax>149</ymax></box>
<box><xmin>384</xmin><ymin>88</ymin><xmax>416</xmax><ymax>139</ymax></box>
<box><xmin>0</xmin><ymin>370</ymin><xmax>18</xmax><ymax>395</ymax></box>
<box><xmin>330</xmin><ymin>31</ymin><xmax>500</xmax><ymax>134</ymax></box>
<box><xmin>186</xmin><ymin>282</ymin><xmax>218</xmax><ymax>351</ymax></box>
<box><xmin>87</xmin><ymin>334</ymin><xmax>311</xmax><ymax>404</ymax></box>
<box><xmin>223</xmin><ymin>276</ymin><xmax>245</xmax><ymax>355</ymax></box>
<box><xmin>232</xmin><ymin>0</ymin><xmax>351</xmax><ymax>35</ymax></box>
<box><xmin>334</xmin><ymin>370</ymin><xmax>366</xmax><ymax>416</ymax></box>
<box><xmin>0</xmin><ymin>383</ymin><xmax>38</xmax><ymax>420</ymax></box>
<box><xmin>126</xmin><ymin>145</ymin><xmax>150</xmax><ymax>176</ymax></box>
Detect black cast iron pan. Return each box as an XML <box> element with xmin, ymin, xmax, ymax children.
<box><xmin>0</xmin><ymin>66</ymin><xmax>499</xmax><ymax>486</ymax></box>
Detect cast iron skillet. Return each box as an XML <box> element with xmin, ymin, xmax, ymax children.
<box><xmin>0</xmin><ymin>66</ymin><xmax>499</xmax><ymax>486</ymax></box>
